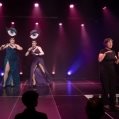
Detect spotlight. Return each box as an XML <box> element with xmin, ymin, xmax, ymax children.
<box><xmin>35</xmin><ymin>22</ymin><xmax>39</xmax><ymax>25</ymax></box>
<box><xmin>67</xmin><ymin>71</ymin><xmax>72</xmax><ymax>76</ymax></box>
<box><xmin>59</xmin><ymin>23</ymin><xmax>62</xmax><ymax>26</ymax></box>
<box><xmin>0</xmin><ymin>72</ymin><xmax>4</xmax><ymax>76</ymax></box>
<box><xmin>19</xmin><ymin>72</ymin><xmax>23</xmax><ymax>75</ymax></box>
<box><xmin>52</xmin><ymin>71</ymin><xmax>55</xmax><ymax>75</ymax></box>
<box><xmin>81</xmin><ymin>24</ymin><xmax>84</xmax><ymax>27</ymax></box>
<box><xmin>0</xmin><ymin>3</ymin><xmax>2</xmax><ymax>7</ymax></box>
<box><xmin>34</xmin><ymin>3</ymin><xmax>39</xmax><ymax>7</ymax></box>
<box><xmin>70</xmin><ymin>4</ymin><xmax>74</xmax><ymax>8</ymax></box>
<box><xmin>11</xmin><ymin>22</ymin><xmax>15</xmax><ymax>25</ymax></box>
<box><xmin>103</xmin><ymin>6</ymin><xmax>107</xmax><ymax>10</ymax></box>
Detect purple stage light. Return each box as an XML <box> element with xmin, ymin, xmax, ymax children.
<box><xmin>67</xmin><ymin>71</ymin><xmax>72</xmax><ymax>76</ymax></box>
<box><xmin>0</xmin><ymin>72</ymin><xmax>4</xmax><ymax>76</ymax></box>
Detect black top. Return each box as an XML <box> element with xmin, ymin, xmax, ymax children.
<box><xmin>99</xmin><ymin>48</ymin><xmax>117</xmax><ymax>64</ymax></box>
<box><xmin>15</xmin><ymin>108</ymin><xmax>48</xmax><ymax>119</ymax></box>
<box><xmin>31</xmin><ymin>48</ymin><xmax>41</xmax><ymax>56</ymax></box>
<box><xmin>99</xmin><ymin>48</ymin><xmax>117</xmax><ymax>76</ymax></box>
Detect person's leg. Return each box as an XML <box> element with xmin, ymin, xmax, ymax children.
<box><xmin>10</xmin><ymin>59</ymin><xmax>20</xmax><ymax>86</ymax></box>
<box><xmin>30</xmin><ymin>61</ymin><xmax>37</xmax><ymax>86</ymax></box>
<box><xmin>11</xmin><ymin>69</ymin><xmax>20</xmax><ymax>86</ymax></box>
<box><xmin>32</xmin><ymin>66</ymin><xmax>37</xmax><ymax>86</ymax></box>
<box><xmin>100</xmin><ymin>72</ymin><xmax>110</xmax><ymax>106</ymax></box>
<box><xmin>109</xmin><ymin>73</ymin><xmax>116</xmax><ymax>107</ymax></box>
<box><xmin>3</xmin><ymin>61</ymin><xmax>10</xmax><ymax>87</ymax></box>
<box><xmin>38</xmin><ymin>63</ymin><xmax>45</xmax><ymax>74</ymax></box>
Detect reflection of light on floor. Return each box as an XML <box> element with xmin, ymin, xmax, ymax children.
<box><xmin>85</xmin><ymin>94</ymin><xmax>119</xmax><ymax>103</ymax></box>
<box><xmin>84</xmin><ymin>94</ymin><xmax>101</xmax><ymax>99</ymax></box>
<box><xmin>67</xmin><ymin>81</ymin><xmax>72</xmax><ymax>95</ymax></box>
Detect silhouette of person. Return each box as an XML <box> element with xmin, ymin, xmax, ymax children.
<box><xmin>86</xmin><ymin>96</ymin><xmax>105</xmax><ymax>119</ymax></box>
<box><xmin>15</xmin><ymin>90</ymin><xmax>48</xmax><ymax>119</ymax></box>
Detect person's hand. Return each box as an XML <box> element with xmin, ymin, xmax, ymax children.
<box><xmin>1</xmin><ymin>44</ymin><xmax>6</xmax><ymax>48</ymax></box>
<box><xmin>116</xmin><ymin>59</ymin><xmax>119</xmax><ymax>64</ymax></box>
<box><xmin>1</xmin><ymin>44</ymin><xmax>9</xmax><ymax>49</ymax></box>
<box><xmin>28</xmin><ymin>47</ymin><xmax>32</xmax><ymax>52</ymax></box>
<box><xmin>104</xmin><ymin>50</ymin><xmax>112</xmax><ymax>55</ymax></box>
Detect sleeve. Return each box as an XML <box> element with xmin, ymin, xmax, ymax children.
<box><xmin>99</xmin><ymin>49</ymin><xmax>105</xmax><ymax>54</ymax></box>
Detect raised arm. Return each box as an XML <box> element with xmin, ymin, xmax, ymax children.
<box><xmin>98</xmin><ymin>50</ymin><xmax>112</xmax><ymax>62</ymax></box>
<box><xmin>98</xmin><ymin>53</ymin><xmax>106</xmax><ymax>62</ymax></box>
<box><xmin>15</xmin><ymin>44</ymin><xmax>23</xmax><ymax>51</ymax></box>
<box><xmin>25</xmin><ymin>47</ymin><xmax>32</xmax><ymax>56</ymax></box>
<box><xmin>0</xmin><ymin>44</ymin><xmax>9</xmax><ymax>50</ymax></box>
<box><xmin>38</xmin><ymin>46</ymin><xmax>44</xmax><ymax>55</ymax></box>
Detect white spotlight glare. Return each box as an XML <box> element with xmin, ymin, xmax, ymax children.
<box><xmin>34</xmin><ymin>3</ymin><xmax>39</xmax><ymax>7</ymax></box>
<box><xmin>0</xmin><ymin>3</ymin><xmax>2</xmax><ymax>7</ymax></box>
<box><xmin>20</xmin><ymin>72</ymin><xmax>23</xmax><ymax>75</ymax></box>
<box><xmin>35</xmin><ymin>22</ymin><xmax>39</xmax><ymax>25</ymax></box>
<box><xmin>11</xmin><ymin>22</ymin><xmax>15</xmax><ymax>25</ymax></box>
<box><xmin>103</xmin><ymin>6</ymin><xmax>107</xmax><ymax>10</ymax></box>
<box><xmin>70</xmin><ymin>4</ymin><xmax>74</xmax><ymax>8</ymax></box>
<box><xmin>67</xmin><ymin>71</ymin><xmax>72</xmax><ymax>76</ymax></box>
<box><xmin>81</xmin><ymin>24</ymin><xmax>84</xmax><ymax>27</ymax></box>
<box><xmin>59</xmin><ymin>23</ymin><xmax>62</xmax><ymax>26</ymax></box>
<box><xmin>52</xmin><ymin>71</ymin><xmax>55</xmax><ymax>75</ymax></box>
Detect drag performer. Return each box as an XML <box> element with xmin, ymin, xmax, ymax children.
<box><xmin>25</xmin><ymin>30</ymin><xmax>51</xmax><ymax>86</ymax></box>
<box><xmin>0</xmin><ymin>27</ymin><xmax>23</xmax><ymax>87</ymax></box>
<box><xmin>98</xmin><ymin>38</ymin><xmax>119</xmax><ymax>109</ymax></box>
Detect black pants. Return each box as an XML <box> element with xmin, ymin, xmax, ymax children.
<box><xmin>100</xmin><ymin>66</ymin><xmax>116</xmax><ymax>106</ymax></box>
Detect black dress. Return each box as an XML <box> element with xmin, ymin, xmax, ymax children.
<box><xmin>30</xmin><ymin>47</ymin><xmax>51</xmax><ymax>86</ymax></box>
<box><xmin>99</xmin><ymin>48</ymin><xmax>117</xmax><ymax>106</ymax></box>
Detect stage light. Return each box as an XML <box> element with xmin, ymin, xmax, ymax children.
<box><xmin>34</xmin><ymin>3</ymin><xmax>39</xmax><ymax>7</ymax></box>
<box><xmin>70</xmin><ymin>4</ymin><xmax>74</xmax><ymax>8</ymax></box>
<box><xmin>0</xmin><ymin>72</ymin><xmax>4</xmax><ymax>76</ymax></box>
<box><xmin>35</xmin><ymin>22</ymin><xmax>39</xmax><ymax>25</ymax></box>
<box><xmin>11</xmin><ymin>22</ymin><xmax>15</xmax><ymax>25</ymax></box>
<box><xmin>20</xmin><ymin>72</ymin><xmax>23</xmax><ymax>75</ymax></box>
<box><xmin>67</xmin><ymin>71</ymin><xmax>72</xmax><ymax>76</ymax></box>
<box><xmin>0</xmin><ymin>3</ymin><xmax>2</xmax><ymax>7</ymax></box>
<box><xmin>52</xmin><ymin>71</ymin><xmax>55</xmax><ymax>75</ymax></box>
<box><xmin>103</xmin><ymin>6</ymin><xmax>107</xmax><ymax>10</ymax></box>
<box><xmin>59</xmin><ymin>23</ymin><xmax>62</xmax><ymax>26</ymax></box>
<box><xmin>81</xmin><ymin>24</ymin><xmax>84</xmax><ymax>27</ymax></box>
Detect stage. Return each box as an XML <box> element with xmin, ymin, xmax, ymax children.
<box><xmin>0</xmin><ymin>80</ymin><xmax>119</xmax><ymax>119</ymax></box>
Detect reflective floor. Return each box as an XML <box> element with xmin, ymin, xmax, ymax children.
<box><xmin>0</xmin><ymin>80</ymin><xmax>119</xmax><ymax>119</ymax></box>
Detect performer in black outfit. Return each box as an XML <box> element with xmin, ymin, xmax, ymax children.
<box><xmin>98</xmin><ymin>38</ymin><xmax>119</xmax><ymax>109</ymax></box>
<box><xmin>25</xmin><ymin>30</ymin><xmax>51</xmax><ymax>86</ymax></box>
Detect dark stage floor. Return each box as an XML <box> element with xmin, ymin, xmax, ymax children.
<box><xmin>0</xmin><ymin>80</ymin><xmax>119</xmax><ymax>119</ymax></box>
